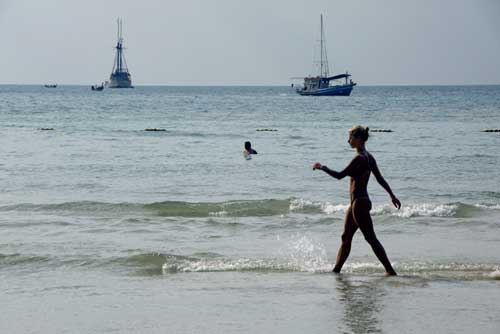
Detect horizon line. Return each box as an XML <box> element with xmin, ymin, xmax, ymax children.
<box><xmin>1</xmin><ymin>83</ymin><xmax>500</xmax><ymax>87</ymax></box>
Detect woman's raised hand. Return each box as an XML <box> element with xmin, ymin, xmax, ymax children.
<box><xmin>313</xmin><ymin>162</ymin><xmax>322</xmax><ymax>170</ymax></box>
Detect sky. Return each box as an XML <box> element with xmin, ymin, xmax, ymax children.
<box><xmin>1</xmin><ymin>0</ymin><xmax>499</xmax><ymax>85</ymax></box>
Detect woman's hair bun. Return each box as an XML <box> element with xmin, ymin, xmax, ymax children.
<box><xmin>349</xmin><ymin>125</ymin><xmax>370</xmax><ymax>142</ymax></box>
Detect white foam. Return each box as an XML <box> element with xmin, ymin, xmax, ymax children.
<box><xmin>290</xmin><ymin>198</ymin><xmax>459</xmax><ymax>218</ymax></box>
<box><xmin>473</xmin><ymin>203</ymin><xmax>500</xmax><ymax>210</ymax></box>
<box><xmin>163</xmin><ymin>258</ymin><xmax>274</xmax><ymax>273</ymax></box>
<box><xmin>160</xmin><ymin>255</ymin><xmax>499</xmax><ymax>280</ymax></box>
<box><xmin>340</xmin><ymin>261</ymin><xmax>499</xmax><ymax>278</ymax></box>
<box><xmin>288</xmin><ymin>198</ymin><xmax>315</xmax><ymax>211</ymax></box>
<box><xmin>344</xmin><ymin>262</ymin><xmax>384</xmax><ymax>273</ymax></box>
<box><xmin>489</xmin><ymin>270</ymin><xmax>500</xmax><ymax>280</ymax></box>
<box><xmin>209</xmin><ymin>210</ymin><xmax>228</xmax><ymax>217</ymax></box>
<box><xmin>392</xmin><ymin>203</ymin><xmax>457</xmax><ymax>218</ymax></box>
<box><xmin>370</xmin><ymin>203</ymin><xmax>458</xmax><ymax>218</ymax></box>
<box><xmin>321</xmin><ymin>203</ymin><xmax>350</xmax><ymax>215</ymax></box>
<box><xmin>289</xmin><ymin>198</ymin><xmax>348</xmax><ymax>214</ymax></box>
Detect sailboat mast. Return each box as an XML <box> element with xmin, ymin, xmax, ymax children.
<box><xmin>118</xmin><ymin>19</ymin><xmax>122</xmax><ymax>72</ymax></box>
<box><xmin>320</xmin><ymin>14</ymin><xmax>323</xmax><ymax>78</ymax></box>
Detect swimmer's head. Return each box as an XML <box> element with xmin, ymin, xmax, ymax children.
<box><xmin>244</xmin><ymin>141</ymin><xmax>252</xmax><ymax>150</ymax></box>
<box><xmin>348</xmin><ymin>125</ymin><xmax>369</xmax><ymax>147</ymax></box>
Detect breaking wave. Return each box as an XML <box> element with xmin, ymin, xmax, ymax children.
<box><xmin>157</xmin><ymin>255</ymin><xmax>500</xmax><ymax>281</ymax></box>
<box><xmin>0</xmin><ymin>198</ymin><xmax>498</xmax><ymax>218</ymax></box>
<box><xmin>107</xmin><ymin>252</ymin><xmax>500</xmax><ymax>281</ymax></box>
<box><xmin>289</xmin><ymin>199</ymin><xmax>499</xmax><ymax>218</ymax></box>
<box><xmin>3</xmin><ymin>251</ymin><xmax>498</xmax><ymax>281</ymax></box>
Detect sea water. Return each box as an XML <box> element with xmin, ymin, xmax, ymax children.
<box><xmin>0</xmin><ymin>85</ymin><xmax>499</xmax><ymax>333</ymax></box>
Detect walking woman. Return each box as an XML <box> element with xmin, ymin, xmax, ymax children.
<box><xmin>313</xmin><ymin>126</ymin><xmax>401</xmax><ymax>275</ymax></box>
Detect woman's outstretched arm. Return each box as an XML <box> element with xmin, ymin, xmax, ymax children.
<box><xmin>312</xmin><ymin>157</ymin><xmax>361</xmax><ymax>180</ymax></box>
<box><xmin>370</xmin><ymin>157</ymin><xmax>401</xmax><ymax>209</ymax></box>
<box><xmin>319</xmin><ymin>165</ymin><xmax>347</xmax><ymax>179</ymax></box>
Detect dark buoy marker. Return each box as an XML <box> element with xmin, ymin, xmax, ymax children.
<box><xmin>145</xmin><ymin>128</ymin><xmax>166</xmax><ymax>132</ymax></box>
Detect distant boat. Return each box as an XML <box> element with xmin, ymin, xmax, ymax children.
<box><xmin>44</xmin><ymin>84</ymin><xmax>57</xmax><ymax>88</ymax></box>
<box><xmin>108</xmin><ymin>18</ymin><xmax>133</xmax><ymax>88</ymax></box>
<box><xmin>91</xmin><ymin>83</ymin><xmax>104</xmax><ymax>91</ymax></box>
<box><xmin>296</xmin><ymin>15</ymin><xmax>356</xmax><ymax>96</ymax></box>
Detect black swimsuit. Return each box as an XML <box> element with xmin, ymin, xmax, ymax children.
<box><xmin>347</xmin><ymin>152</ymin><xmax>372</xmax><ymax>204</ymax></box>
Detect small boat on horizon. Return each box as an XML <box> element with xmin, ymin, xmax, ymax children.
<box><xmin>295</xmin><ymin>15</ymin><xmax>356</xmax><ymax>96</ymax></box>
<box><xmin>91</xmin><ymin>83</ymin><xmax>104</xmax><ymax>91</ymax></box>
<box><xmin>44</xmin><ymin>84</ymin><xmax>57</xmax><ymax>88</ymax></box>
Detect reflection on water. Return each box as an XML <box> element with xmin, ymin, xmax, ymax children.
<box><xmin>335</xmin><ymin>275</ymin><xmax>386</xmax><ymax>334</ymax></box>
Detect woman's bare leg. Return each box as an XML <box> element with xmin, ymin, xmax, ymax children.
<box><xmin>333</xmin><ymin>207</ymin><xmax>358</xmax><ymax>273</ymax></box>
<box><xmin>352</xmin><ymin>199</ymin><xmax>397</xmax><ymax>276</ymax></box>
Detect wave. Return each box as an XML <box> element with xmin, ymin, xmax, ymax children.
<box><xmin>3</xmin><ymin>251</ymin><xmax>498</xmax><ymax>280</ymax></box>
<box><xmin>289</xmin><ymin>199</ymin><xmax>500</xmax><ymax>218</ymax></box>
<box><xmin>0</xmin><ymin>201</ymin><xmax>143</xmax><ymax>214</ymax></box>
<box><xmin>0</xmin><ymin>253</ymin><xmax>50</xmax><ymax>266</ymax></box>
<box><xmin>145</xmin><ymin>199</ymin><xmax>291</xmax><ymax>217</ymax></box>
<box><xmin>1</xmin><ymin>199</ymin><xmax>499</xmax><ymax>219</ymax></box>
<box><xmin>105</xmin><ymin>252</ymin><xmax>500</xmax><ymax>281</ymax></box>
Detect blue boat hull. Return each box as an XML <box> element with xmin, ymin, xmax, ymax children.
<box><xmin>297</xmin><ymin>83</ymin><xmax>356</xmax><ymax>96</ymax></box>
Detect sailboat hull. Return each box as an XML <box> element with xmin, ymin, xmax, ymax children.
<box><xmin>108</xmin><ymin>72</ymin><xmax>132</xmax><ymax>88</ymax></box>
<box><xmin>297</xmin><ymin>83</ymin><xmax>356</xmax><ymax>96</ymax></box>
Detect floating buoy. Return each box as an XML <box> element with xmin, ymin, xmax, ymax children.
<box><xmin>256</xmin><ymin>128</ymin><xmax>278</xmax><ymax>132</ymax></box>
<box><xmin>482</xmin><ymin>129</ymin><xmax>500</xmax><ymax>132</ymax></box>
<box><xmin>39</xmin><ymin>128</ymin><xmax>54</xmax><ymax>131</ymax></box>
<box><xmin>371</xmin><ymin>129</ymin><xmax>393</xmax><ymax>133</ymax></box>
<box><xmin>145</xmin><ymin>128</ymin><xmax>166</xmax><ymax>132</ymax></box>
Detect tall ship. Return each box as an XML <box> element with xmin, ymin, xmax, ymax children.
<box><xmin>108</xmin><ymin>18</ymin><xmax>132</xmax><ymax>88</ymax></box>
<box><xmin>296</xmin><ymin>15</ymin><xmax>356</xmax><ymax>96</ymax></box>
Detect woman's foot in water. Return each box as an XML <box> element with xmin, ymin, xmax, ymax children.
<box><xmin>332</xmin><ymin>265</ymin><xmax>342</xmax><ymax>274</ymax></box>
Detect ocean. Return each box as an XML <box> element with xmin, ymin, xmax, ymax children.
<box><xmin>1</xmin><ymin>85</ymin><xmax>499</xmax><ymax>333</ymax></box>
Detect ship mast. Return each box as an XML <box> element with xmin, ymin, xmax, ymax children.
<box><xmin>117</xmin><ymin>18</ymin><xmax>122</xmax><ymax>72</ymax></box>
<box><xmin>111</xmin><ymin>18</ymin><xmax>129</xmax><ymax>75</ymax></box>
<box><xmin>319</xmin><ymin>14</ymin><xmax>329</xmax><ymax>78</ymax></box>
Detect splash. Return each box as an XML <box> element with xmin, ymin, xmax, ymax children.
<box><xmin>278</xmin><ymin>235</ymin><xmax>331</xmax><ymax>272</ymax></box>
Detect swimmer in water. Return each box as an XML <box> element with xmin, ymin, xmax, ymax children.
<box><xmin>313</xmin><ymin>125</ymin><xmax>401</xmax><ymax>276</ymax></box>
<box><xmin>244</xmin><ymin>141</ymin><xmax>258</xmax><ymax>155</ymax></box>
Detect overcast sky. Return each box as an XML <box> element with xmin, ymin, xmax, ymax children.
<box><xmin>1</xmin><ymin>0</ymin><xmax>499</xmax><ymax>85</ymax></box>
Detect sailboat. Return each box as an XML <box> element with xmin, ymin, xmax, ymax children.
<box><xmin>296</xmin><ymin>15</ymin><xmax>356</xmax><ymax>96</ymax></box>
<box><xmin>108</xmin><ymin>18</ymin><xmax>133</xmax><ymax>88</ymax></box>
